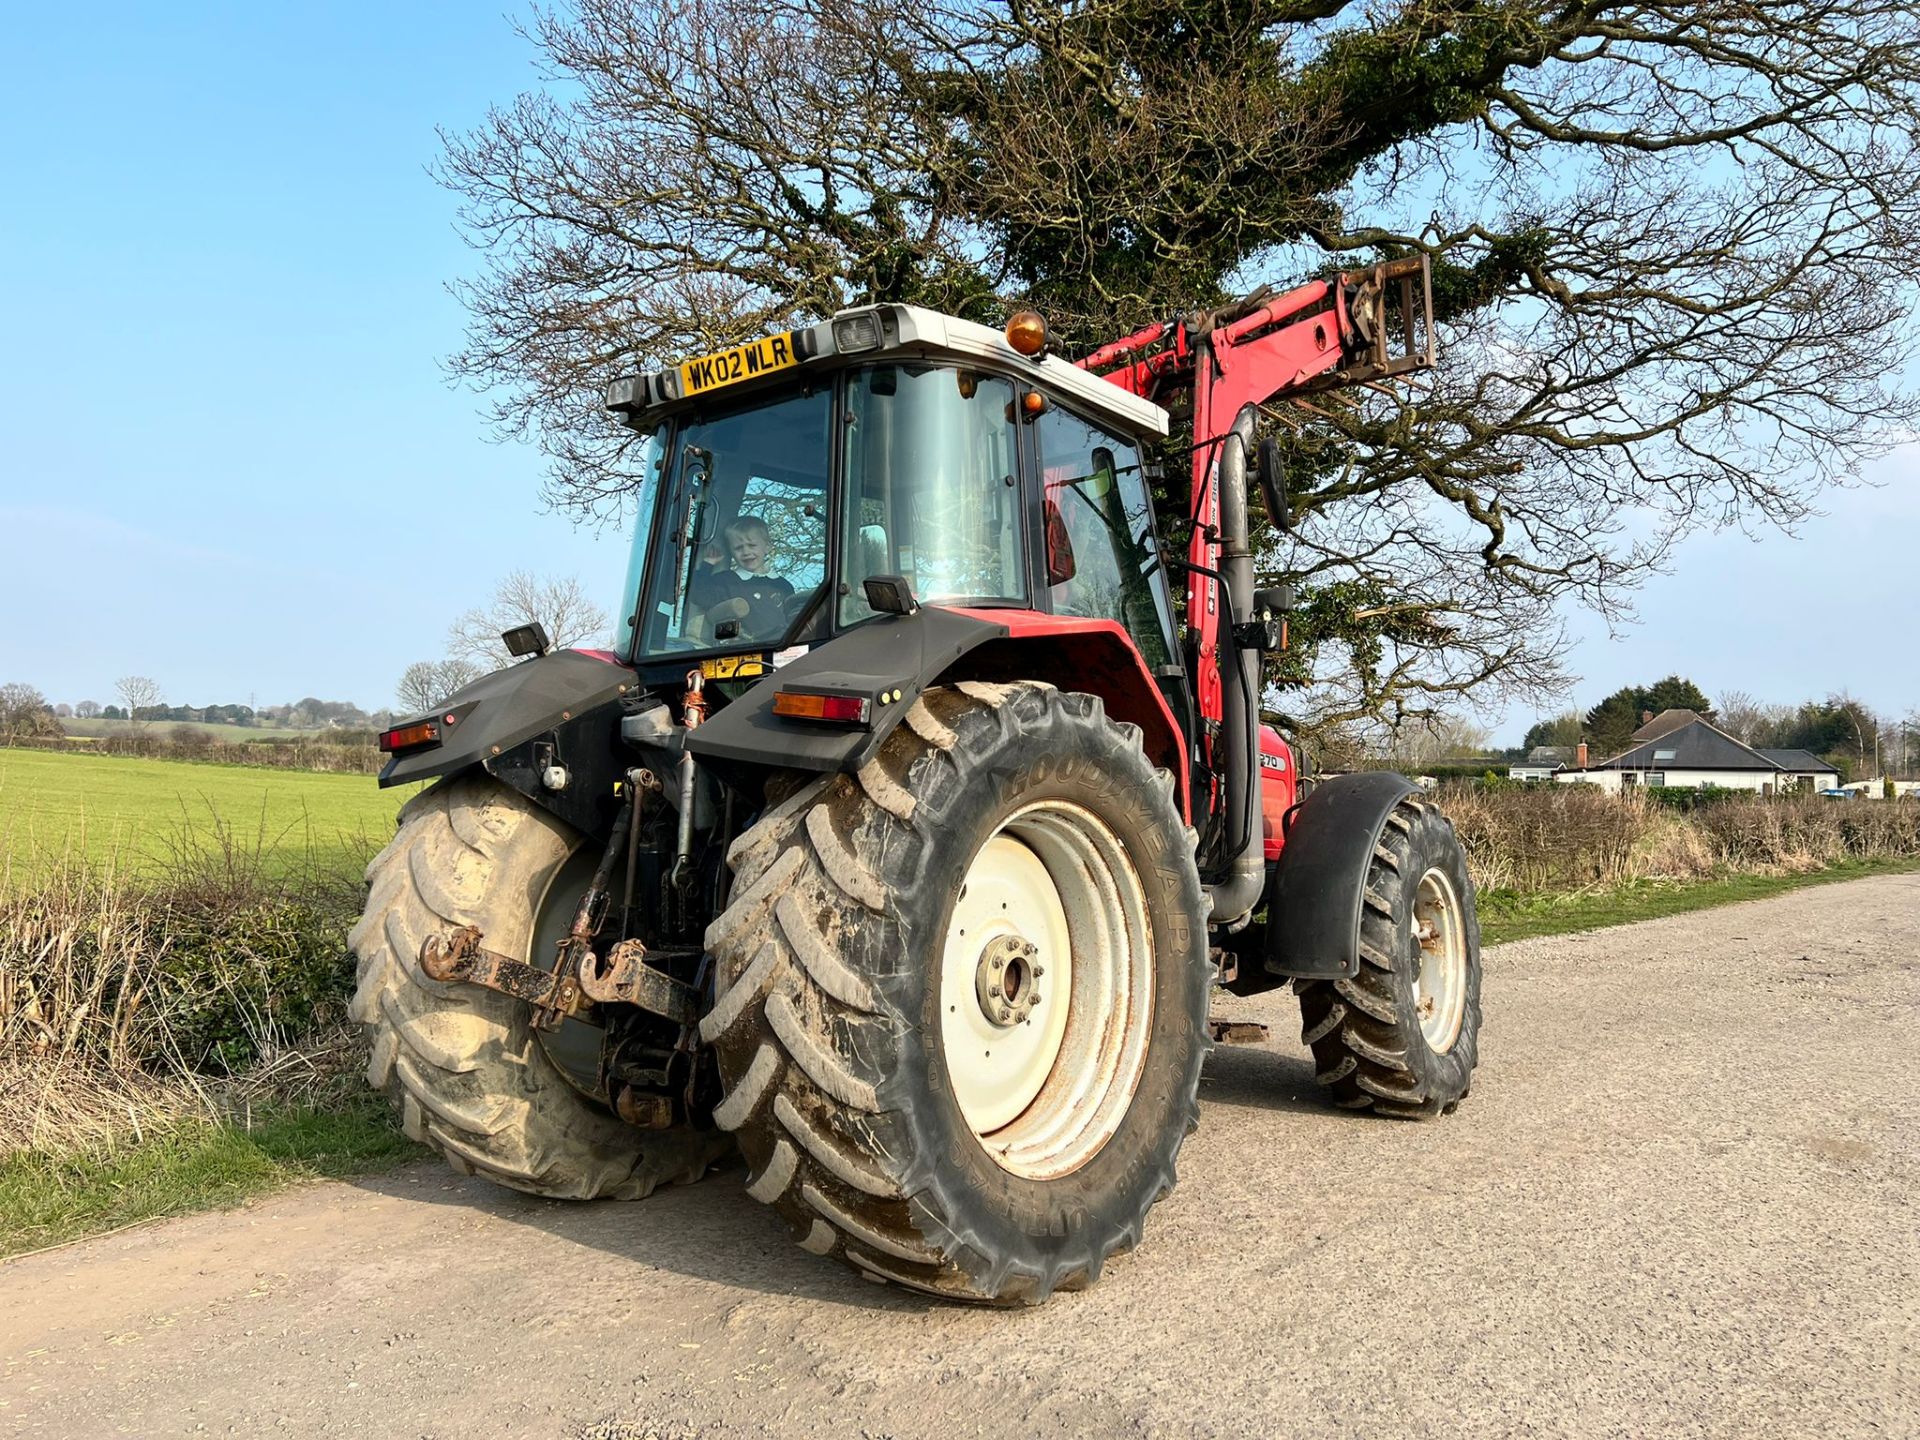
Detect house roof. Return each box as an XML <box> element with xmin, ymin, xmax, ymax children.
<box><xmin>1631</xmin><ymin>708</ymin><xmax>1703</xmax><ymax>743</ymax></box>
<box><xmin>1757</xmin><ymin>748</ymin><xmax>1837</xmax><ymax>773</ymax></box>
<box><xmin>1596</xmin><ymin>717</ymin><xmax>1774</xmax><ymax>772</ymax></box>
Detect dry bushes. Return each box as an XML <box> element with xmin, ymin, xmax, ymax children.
<box><xmin>1692</xmin><ymin>794</ymin><xmax>1920</xmax><ymax>870</ymax></box>
<box><xmin>1442</xmin><ymin>784</ymin><xmax>1659</xmax><ymax>892</ymax></box>
<box><xmin>1443</xmin><ymin>784</ymin><xmax>1920</xmax><ymax>896</ymax></box>
<box><xmin>1</xmin><ymin>828</ymin><xmax>369</xmax><ymax>1154</ymax></box>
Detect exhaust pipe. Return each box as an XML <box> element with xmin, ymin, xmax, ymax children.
<box><xmin>1207</xmin><ymin>405</ymin><xmax>1266</xmax><ymax>930</ymax></box>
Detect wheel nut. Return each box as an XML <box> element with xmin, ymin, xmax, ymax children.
<box><xmin>1032</xmin><ymin>965</ymin><xmax>1045</xmax><ymax>978</ymax></box>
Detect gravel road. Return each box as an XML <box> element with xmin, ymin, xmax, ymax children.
<box><xmin>4</xmin><ymin>872</ymin><xmax>1916</xmax><ymax>1439</ymax></box>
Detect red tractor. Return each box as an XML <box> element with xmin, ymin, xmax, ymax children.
<box><xmin>353</xmin><ymin>257</ymin><xmax>1480</xmax><ymax>1303</ymax></box>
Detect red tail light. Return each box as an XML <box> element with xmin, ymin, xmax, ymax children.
<box><xmin>772</xmin><ymin>690</ymin><xmax>871</xmax><ymax>726</ymax></box>
<box><xmin>379</xmin><ymin>720</ymin><xmax>441</xmax><ymax>753</ymax></box>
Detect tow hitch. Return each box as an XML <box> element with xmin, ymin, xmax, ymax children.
<box><xmin>419</xmin><ymin>926</ymin><xmax>699</xmax><ymax>1030</ymax></box>
<box><xmin>418</xmin><ymin>770</ymin><xmax>698</xmax><ymax>1030</ymax></box>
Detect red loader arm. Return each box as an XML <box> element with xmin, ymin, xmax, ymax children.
<box><xmin>1076</xmin><ymin>256</ymin><xmax>1434</xmax><ymax>769</ymax></box>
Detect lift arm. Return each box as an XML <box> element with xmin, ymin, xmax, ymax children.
<box><xmin>1076</xmin><ymin>256</ymin><xmax>1434</xmax><ymax>757</ymax></box>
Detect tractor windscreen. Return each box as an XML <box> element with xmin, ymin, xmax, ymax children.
<box><xmin>838</xmin><ymin>364</ymin><xmax>1025</xmax><ymax>624</ymax></box>
<box><xmin>630</xmin><ymin>385</ymin><xmax>834</xmax><ymax>657</ymax></box>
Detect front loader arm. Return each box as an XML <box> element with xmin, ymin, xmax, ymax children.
<box><xmin>1076</xmin><ymin>256</ymin><xmax>1434</xmax><ymax>763</ymax></box>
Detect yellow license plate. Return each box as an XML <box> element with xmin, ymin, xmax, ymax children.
<box><xmin>700</xmin><ymin>654</ymin><xmax>767</xmax><ymax>681</ymax></box>
<box><xmin>678</xmin><ymin>333</ymin><xmax>798</xmax><ymax>398</ymax></box>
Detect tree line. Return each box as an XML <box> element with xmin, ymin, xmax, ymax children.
<box><xmin>0</xmin><ymin>680</ymin><xmax>400</xmax><ymax>745</ymax></box>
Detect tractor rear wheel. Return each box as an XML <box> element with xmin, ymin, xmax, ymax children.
<box><xmin>348</xmin><ymin>776</ymin><xmax>732</xmax><ymax>1197</ymax></box>
<box><xmin>1296</xmin><ymin>795</ymin><xmax>1482</xmax><ymax>1117</ymax></box>
<box><xmin>702</xmin><ymin>682</ymin><xmax>1209</xmax><ymax>1303</ymax></box>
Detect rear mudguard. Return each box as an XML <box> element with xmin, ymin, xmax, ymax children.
<box><xmin>686</xmin><ymin>606</ymin><xmax>1008</xmax><ymax>776</ymax></box>
<box><xmin>687</xmin><ymin>607</ymin><xmax>1188</xmax><ymax>813</ymax></box>
<box><xmin>1262</xmin><ymin>770</ymin><xmax>1419</xmax><ymax>980</ymax></box>
<box><xmin>378</xmin><ymin>649</ymin><xmax>639</xmax><ymax>837</ymax></box>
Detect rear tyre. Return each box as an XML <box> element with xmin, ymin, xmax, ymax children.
<box><xmin>1297</xmin><ymin>796</ymin><xmax>1481</xmax><ymax>1118</ymax></box>
<box><xmin>348</xmin><ymin>776</ymin><xmax>732</xmax><ymax>1197</ymax></box>
<box><xmin>702</xmin><ymin>682</ymin><xmax>1209</xmax><ymax>1303</ymax></box>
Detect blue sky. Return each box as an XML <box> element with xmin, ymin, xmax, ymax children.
<box><xmin>1</xmin><ymin>4</ymin><xmax>1913</xmax><ymax>740</ymax></box>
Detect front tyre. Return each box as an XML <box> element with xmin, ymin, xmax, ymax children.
<box><xmin>702</xmin><ymin>682</ymin><xmax>1209</xmax><ymax>1303</ymax></box>
<box><xmin>1297</xmin><ymin>796</ymin><xmax>1482</xmax><ymax>1117</ymax></box>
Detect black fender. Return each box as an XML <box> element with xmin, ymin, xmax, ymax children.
<box><xmin>379</xmin><ymin>649</ymin><xmax>640</xmax><ymax>837</ymax></box>
<box><xmin>1262</xmin><ymin>771</ymin><xmax>1420</xmax><ymax>980</ymax></box>
<box><xmin>686</xmin><ymin>606</ymin><xmax>1011</xmax><ymax>777</ymax></box>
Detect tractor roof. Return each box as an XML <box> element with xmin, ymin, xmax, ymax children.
<box><xmin>605</xmin><ymin>302</ymin><xmax>1170</xmax><ymax>440</ymax></box>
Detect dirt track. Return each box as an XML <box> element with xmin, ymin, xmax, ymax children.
<box><xmin>4</xmin><ymin>872</ymin><xmax>1916</xmax><ymax>1439</ymax></box>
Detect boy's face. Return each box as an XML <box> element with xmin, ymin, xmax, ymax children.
<box><xmin>729</xmin><ymin>529</ymin><xmax>769</xmax><ymax>573</ymax></box>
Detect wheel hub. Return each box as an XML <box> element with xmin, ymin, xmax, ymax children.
<box><xmin>1412</xmin><ymin>867</ymin><xmax>1467</xmax><ymax>1053</ymax></box>
<box><xmin>974</xmin><ymin>935</ymin><xmax>1044</xmax><ymax>1028</ymax></box>
<box><xmin>937</xmin><ymin>802</ymin><xmax>1154</xmax><ymax>1180</ymax></box>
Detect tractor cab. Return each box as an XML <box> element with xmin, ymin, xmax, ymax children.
<box><xmin>605</xmin><ymin>305</ymin><xmax>1178</xmax><ymax>679</ymax></box>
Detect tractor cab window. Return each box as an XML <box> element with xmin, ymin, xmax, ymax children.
<box><xmin>839</xmin><ymin>364</ymin><xmax>1024</xmax><ymax>625</ymax></box>
<box><xmin>1035</xmin><ymin>405</ymin><xmax>1174</xmax><ymax>668</ymax></box>
<box><xmin>633</xmin><ymin>385</ymin><xmax>833</xmax><ymax>656</ymax></box>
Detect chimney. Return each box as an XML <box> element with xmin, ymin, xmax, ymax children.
<box><xmin>1577</xmin><ymin>741</ymin><xmax>1589</xmax><ymax>769</ymax></box>
<box><xmin>1640</xmin><ymin>710</ymin><xmax>1654</xmax><ymax>726</ymax></box>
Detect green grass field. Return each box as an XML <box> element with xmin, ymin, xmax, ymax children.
<box><xmin>0</xmin><ymin>747</ymin><xmax>414</xmax><ymax>881</ymax></box>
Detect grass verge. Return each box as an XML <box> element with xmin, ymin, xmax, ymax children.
<box><xmin>1478</xmin><ymin>855</ymin><xmax>1920</xmax><ymax>945</ymax></box>
<box><xmin>0</xmin><ymin>1095</ymin><xmax>422</xmax><ymax>1260</ymax></box>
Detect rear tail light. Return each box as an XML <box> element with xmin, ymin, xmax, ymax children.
<box><xmin>379</xmin><ymin>720</ymin><xmax>442</xmax><ymax>753</ymax></box>
<box><xmin>772</xmin><ymin>690</ymin><xmax>871</xmax><ymax>726</ymax></box>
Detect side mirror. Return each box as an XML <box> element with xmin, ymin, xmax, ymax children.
<box><xmin>1089</xmin><ymin>446</ymin><xmax>1116</xmax><ymax>497</ymax></box>
<box><xmin>1234</xmin><ymin>585</ymin><xmax>1296</xmax><ymax>654</ymax></box>
<box><xmin>1254</xmin><ymin>584</ymin><xmax>1296</xmax><ymax>616</ymax></box>
<box><xmin>1254</xmin><ymin>437</ymin><xmax>1291</xmax><ymax>534</ymax></box>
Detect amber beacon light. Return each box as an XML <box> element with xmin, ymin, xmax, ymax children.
<box><xmin>1005</xmin><ymin>310</ymin><xmax>1049</xmax><ymax>357</ymax></box>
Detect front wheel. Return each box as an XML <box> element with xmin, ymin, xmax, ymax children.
<box><xmin>1297</xmin><ymin>796</ymin><xmax>1482</xmax><ymax>1117</ymax></box>
<box><xmin>702</xmin><ymin>682</ymin><xmax>1209</xmax><ymax>1303</ymax></box>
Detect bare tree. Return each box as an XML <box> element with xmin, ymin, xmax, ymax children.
<box><xmin>396</xmin><ymin>662</ymin><xmax>443</xmax><ymax>715</ymax></box>
<box><xmin>74</xmin><ymin>699</ymin><xmax>101</xmax><ymax>719</ymax></box>
<box><xmin>1379</xmin><ymin>714</ymin><xmax>1495</xmax><ymax>769</ymax></box>
<box><xmin>0</xmin><ymin>683</ymin><xmax>58</xmax><ymax>745</ymax></box>
<box><xmin>1715</xmin><ymin>690</ymin><xmax>1766</xmax><ymax>745</ymax></box>
<box><xmin>115</xmin><ymin>675</ymin><xmax>162</xmax><ymax>727</ymax></box>
<box><xmin>396</xmin><ymin>659</ymin><xmax>484</xmax><ymax>715</ymax></box>
<box><xmin>442</xmin><ymin>0</ymin><xmax>1920</xmax><ymax>729</ymax></box>
<box><xmin>446</xmin><ymin>572</ymin><xmax>610</xmax><ymax>669</ymax></box>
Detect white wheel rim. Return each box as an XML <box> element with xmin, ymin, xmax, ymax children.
<box><xmin>937</xmin><ymin>800</ymin><xmax>1154</xmax><ymax>1181</ymax></box>
<box><xmin>1413</xmin><ymin>867</ymin><xmax>1467</xmax><ymax>1053</ymax></box>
